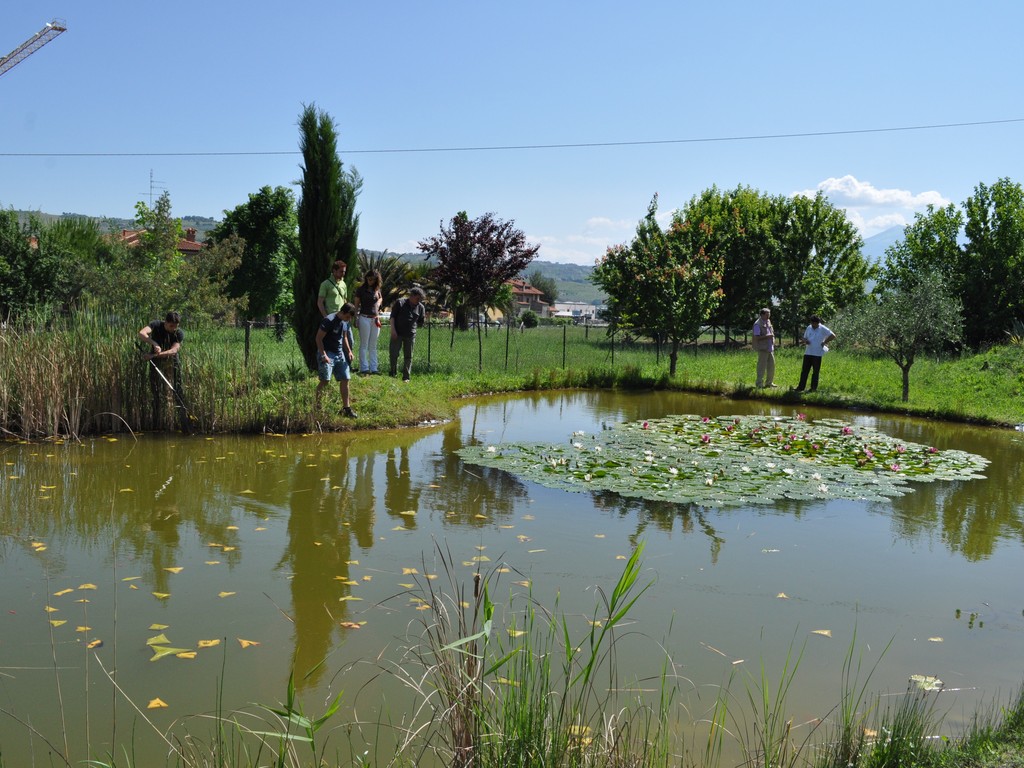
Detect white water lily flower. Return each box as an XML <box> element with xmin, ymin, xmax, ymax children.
<box><xmin>572</xmin><ymin>442</ymin><xmax>583</xmax><ymax>449</ymax></box>
<box><xmin>812</xmin><ymin>472</ymin><xmax>821</xmax><ymax>480</ymax></box>
<box><xmin>668</xmin><ymin>467</ymin><xmax>678</xmax><ymax>475</ymax></box>
<box><xmin>572</xmin><ymin>430</ymin><xmax>585</xmax><ymax>436</ymax></box>
<box><xmin>783</xmin><ymin>468</ymin><xmax>795</xmax><ymax>475</ymax></box>
<box><xmin>766</xmin><ymin>462</ymin><xmax>776</xmax><ymax>469</ymax></box>
<box><xmin>486</xmin><ymin>446</ymin><xmax>497</xmax><ymax>453</ymax></box>
<box><xmin>584</xmin><ymin>473</ymin><xmax>592</xmax><ymax>482</ymax></box>
<box><xmin>818</xmin><ymin>484</ymin><xmax>829</xmax><ymax>493</ymax></box>
<box><xmin>741</xmin><ymin>466</ymin><xmax>751</xmax><ymax>473</ymax></box>
<box><xmin>594</xmin><ymin>446</ymin><xmax>603</xmax><ymax>452</ymax></box>
<box><xmin>644</xmin><ymin>455</ymin><xmax>654</xmax><ymax>462</ymax></box>
<box><xmin>705</xmin><ymin>476</ymin><xmax>715</xmax><ymax>486</ymax></box>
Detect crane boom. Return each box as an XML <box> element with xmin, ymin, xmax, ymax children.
<box><xmin>0</xmin><ymin>19</ymin><xmax>67</xmax><ymax>78</ymax></box>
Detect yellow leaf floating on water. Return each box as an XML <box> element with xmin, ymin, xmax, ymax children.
<box><xmin>147</xmin><ymin>633</ymin><xmax>171</xmax><ymax>646</ymax></box>
<box><xmin>587</xmin><ymin>620</ymin><xmax>603</xmax><ymax>627</ymax></box>
<box><xmin>528</xmin><ymin>549</ymin><xmax>546</xmax><ymax>554</ymax></box>
<box><xmin>776</xmin><ymin>593</ymin><xmax>789</xmax><ymax>599</ymax></box>
<box><xmin>392</xmin><ymin>526</ymin><xmax>407</xmax><ymax>531</ymax></box>
<box><xmin>237</xmin><ymin>638</ymin><xmax>260</xmax><ymax>649</ymax></box>
<box><xmin>206</xmin><ymin>561</ymin><xmax>221</xmax><ymax>565</ymax></box>
<box><xmin>78</xmin><ymin>583</ymin><xmax>97</xmax><ymax>590</ymax></box>
<box><xmin>218</xmin><ymin>591</ymin><xmax>236</xmax><ymax>598</ymax></box>
<box><xmin>400</xmin><ymin>510</ymin><xmax>416</xmax><ymax>516</ymax></box>
<box><xmin>118</xmin><ymin>488</ymin><xmax>134</xmax><ymax>493</ymax></box>
<box><xmin>496</xmin><ymin>567</ymin><xmax>510</xmax><ymax>573</ymax></box>
<box><xmin>338</xmin><ymin>595</ymin><xmax>362</xmax><ymax>602</ymax></box>
<box><xmin>222</xmin><ymin>546</ymin><xmax>236</xmax><ymax>552</ymax></box>
<box><xmin>522</xmin><ymin>514</ymin><xmax>535</xmax><ymax>521</ymax></box>
<box><xmin>928</xmin><ymin>637</ymin><xmax>944</xmax><ymax>643</ymax></box>
<box><xmin>339</xmin><ymin>621</ymin><xmax>364</xmax><ymax>629</ymax></box>
<box><xmin>472</xmin><ymin>555</ymin><xmax>491</xmax><ymax>562</ymax></box>
<box><xmin>76</xmin><ymin>626</ymin><xmax>91</xmax><ymax>632</ymax></box>
<box><xmin>50</xmin><ymin>619</ymin><xmax>67</xmax><ymax>627</ymax></box>
<box><xmin>164</xmin><ymin>568</ymin><xmax>183</xmax><ymax>574</ymax></box>
<box><xmin>398</xmin><ymin>583</ymin><xmax>414</xmax><ymax>588</ymax></box>
<box><xmin>402</xmin><ymin>567</ymin><xmax>419</xmax><ymax>575</ymax></box>
<box><xmin>152</xmin><ymin>592</ymin><xmax>170</xmax><ymax>600</ymax></box>
<box><xmin>811</xmin><ymin>629</ymin><xmax>832</xmax><ymax>638</ymax></box>
<box><xmin>129</xmin><ymin>584</ymin><xmax>138</xmax><ymax>590</ymax></box>
<box><xmin>226</xmin><ymin>526</ymin><xmax>239</xmax><ymax>531</ymax></box>
<box><xmin>32</xmin><ymin>544</ymin><xmax>46</xmax><ymax>551</ymax></box>
<box><xmin>336</xmin><ymin>578</ymin><xmax>358</xmax><ymax>586</ymax></box>
<box><xmin>239</xmin><ymin>489</ymin><xmax>255</xmax><ymax>494</ymax></box>
<box><xmin>44</xmin><ymin>606</ymin><xmax>59</xmax><ymax>613</ymax></box>
<box><xmin>425</xmin><ymin>574</ymin><xmax>438</xmax><ymax>580</ymax></box>
<box><xmin>594</xmin><ymin>534</ymin><xmax>605</xmax><ymax>539</ymax></box>
<box><xmin>508</xmin><ymin>629</ymin><xmax>527</xmax><ymax>637</ymax></box>
<box><xmin>147</xmin><ymin>698</ymin><xmax>168</xmax><ymax>709</ymax></box>
<box><xmin>516</xmin><ymin>535</ymin><xmax>531</xmax><ymax>542</ymax></box>
<box><xmin>514</xmin><ymin>580</ymin><xmax>531</xmax><ymax>588</ymax></box>
<box><xmin>54</xmin><ymin>588</ymin><xmax>74</xmax><ymax>597</ymax></box>
<box><xmin>31</xmin><ymin>541</ymin><xmax>46</xmax><ymax>550</ymax></box>
<box><xmin>87</xmin><ymin>639</ymin><xmax>103</xmax><ymax>649</ymax></box>
<box><xmin>615</xmin><ymin>555</ymin><xmax>627</xmax><ymax>560</ymax></box>
<box><xmin>122</xmin><ymin>576</ymin><xmax>141</xmax><ymax>581</ymax></box>
<box><xmin>75</xmin><ymin>598</ymin><xmax>90</xmax><ymax>603</ymax></box>
<box><xmin>474</xmin><ymin>514</ymin><xmax>487</xmax><ymax>520</ymax></box>
<box><xmin>254</xmin><ymin>527</ymin><xmax>266</xmax><ymax>531</ymax></box>
<box><xmin>346</xmin><ymin>560</ymin><xmax>360</xmax><ymax>566</ymax></box>
<box><xmin>176</xmin><ymin>651</ymin><xmax>197</xmax><ymax>659</ymax></box>
<box><xmin>415</xmin><ymin>604</ymin><xmax>431</xmax><ymax>611</ymax></box>
<box><xmin>198</xmin><ymin>639</ymin><xmax>221</xmax><ymax>648</ymax></box>
<box><xmin>499</xmin><ymin>525</ymin><xmax>514</xmax><ymax>529</ymax></box>
<box><xmin>150</xmin><ymin>646</ymin><xmax>190</xmax><ymax>661</ymax></box>
<box><xmin>362</xmin><ymin>575</ymin><xmax>372</xmax><ymax>582</ymax></box>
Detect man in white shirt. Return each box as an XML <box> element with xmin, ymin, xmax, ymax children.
<box><xmin>794</xmin><ymin>315</ymin><xmax>836</xmax><ymax>392</ymax></box>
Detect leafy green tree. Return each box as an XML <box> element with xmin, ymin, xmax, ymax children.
<box><xmin>837</xmin><ymin>271</ymin><xmax>962</xmax><ymax>401</ymax></box>
<box><xmin>592</xmin><ymin>195</ymin><xmax>724</xmax><ymax>376</ymax></box>
<box><xmin>876</xmin><ymin>203</ymin><xmax>963</xmax><ymax>293</ymax></box>
<box><xmin>960</xmin><ymin>178</ymin><xmax>1024</xmax><ymax>348</ymax></box>
<box><xmin>684</xmin><ymin>186</ymin><xmax>780</xmax><ymax>339</ymax></box>
<box><xmin>520</xmin><ymin>309</ymin><xmax>539</xmax><ymax>328</ymax></box>
<box><xmin>168</xmin><ymin>233</ymin><xmax>246</xmax><ymax>323</ymax></box>
<box><xmin>775</xmin><ymin>192</ymin><xmax>873</xmax><ymax>342</ymax></box>
<box><xmin>292</xmin><ymin>104</ymin><xmax>362</xmax><ymax>369</ymax></box>
<box><xmin>527</xmin><ymin>269</ymin><xmax>559</xmax><ymax>306</ymax></box>
<box><xmin>419</xmin><ymin>211</ymin><xmax>540</xmax><ymax>370</ymax></box>
<box><xmin>211</xmin><ymin>186</ymin><xmax>297</xmax><ymax>320</ymax></box>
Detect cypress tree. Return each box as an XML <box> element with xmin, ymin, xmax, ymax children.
<box><xmin>292</xmin><ymin>104</ymin><xmax>361</xmax><ymax>369</ymax></box>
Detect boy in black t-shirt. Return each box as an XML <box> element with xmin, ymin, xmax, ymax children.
<box><xmin>315</xmin><ymin>303</ymin><xmax>358</xmax><ymax>417</ymax></box>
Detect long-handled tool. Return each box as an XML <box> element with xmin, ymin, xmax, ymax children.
<box><xmin>148</xmin><ymin>358</ymin><xmax>197</xmax><ymax>433</ymax></box>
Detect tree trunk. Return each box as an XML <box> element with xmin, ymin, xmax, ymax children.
<box><xmin>454</xmin><ymin>305</ymin><xmax>470</xmax><ymax>331</ymax></box>
<box><xmin>901</xmin><ymin>364</ymin><xmax>911</xmax><ymax>402</ymax></box>
<box><xmin>669</xmin><ymin>338</ymin><xmax>680</xmax><ymax>376</ymax></box>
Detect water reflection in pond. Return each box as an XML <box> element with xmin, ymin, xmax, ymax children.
<box><xmin>1</xmin><ymin>390</ymin><xmax>1022</xmax><ymax>765</ymax></box>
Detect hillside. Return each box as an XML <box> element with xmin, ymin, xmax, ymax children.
<box><xmin>12</xmin><ymin>209</ymin><xmax>220</xmax><ymax>240</ymax></box>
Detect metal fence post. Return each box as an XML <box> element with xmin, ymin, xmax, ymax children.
<box><xmin>504</xmin><ymin>321</ymin><xmax>510</xmax><ymax>371</ymax></box>
<box><xmin>244</xmin><ymin>321</ymin><xmax>251</xmax><ymax>367</ymax></box>
<box><xmin>562</xmin><ymin>324</ymin><xmax>567</xmax><ymax>369</ymax></box>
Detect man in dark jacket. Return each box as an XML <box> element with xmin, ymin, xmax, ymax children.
<box><xmin>388</xmin><ymin>287</ymin><xmax>426</xmax><ymax>382</ymax></box>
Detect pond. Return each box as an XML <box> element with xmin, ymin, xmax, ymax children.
<box><xmin>2</xmin><ymin>390</ymin><xmax>1023</xmax><ymax>765</ymax></box>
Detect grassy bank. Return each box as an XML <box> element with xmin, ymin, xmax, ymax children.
<box><xmin>2</xmin><ymin>319</ymin><xmax>1023</xmax><ymax>437</ymax></box>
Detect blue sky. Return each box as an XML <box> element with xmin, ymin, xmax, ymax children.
<box><xmin>2</xmin><ymin>1</ymin><xmax>1022</xmax><ymax>265</ymax></box>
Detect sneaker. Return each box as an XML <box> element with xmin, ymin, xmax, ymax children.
<box><xmin>402</xmin><ymin>376</ymin><xmax>411</xmax><ymax>382</ymax></box>
<box><xmin>342</xmin><ymin>407</ymin><xmax>358</xmax><ymax>418</ymax></box>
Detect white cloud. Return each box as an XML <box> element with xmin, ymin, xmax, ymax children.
<box><xmin>793</xmin><ymin>175</ymin><xmax>949</xmax><ymax>237</ymax></box>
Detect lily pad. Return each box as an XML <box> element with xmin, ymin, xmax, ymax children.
<box><xmin>458</xmin><ymin>414</ymin><xmax>989</xmax><ymax>509</ymax></box>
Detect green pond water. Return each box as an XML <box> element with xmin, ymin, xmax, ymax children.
<box><xmin>1</xmin><ymin>390</ymin><xmax>1022</xmax><ymax>765</ymax></box>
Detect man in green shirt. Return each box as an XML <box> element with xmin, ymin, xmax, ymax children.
<box><xmin>317</xmin><ymin>260</ymin><xmax>348</xmax><ymax>317</ymax></box>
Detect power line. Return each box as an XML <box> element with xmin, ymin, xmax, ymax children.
<box><xmin>1</xmin><ymin>117</ymin><xmax>1021</xmax><ymax>158</ymax></box>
